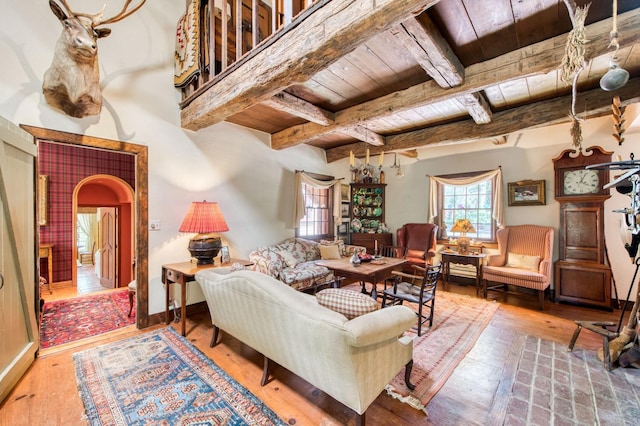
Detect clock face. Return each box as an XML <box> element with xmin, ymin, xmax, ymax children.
<box><xmin>563</xmin><ymin>169</ymin><xmax>600</xmax><ymax>195</ymax></box>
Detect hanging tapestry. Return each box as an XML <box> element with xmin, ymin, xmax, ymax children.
<box><xmin>174</xmin><ymin>0</ymin><xmax>200</xmax><ymax>88</ymax></box>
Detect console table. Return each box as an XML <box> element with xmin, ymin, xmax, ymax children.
<box><xmin>441</xmin><ymin>251</ymin><xmax>487</xmax><ymax>295</ymax></box>
<box><xmin>39</xmin><ymin>243</ymin><xmax>53</xmax><ymax>292</ymax></box>
<box><xmin>162</xmin><ymin>259</ymin><xmax>252</xmax><ymax>336</ymax></box>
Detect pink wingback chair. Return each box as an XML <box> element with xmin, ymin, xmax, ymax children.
<box><xmin>482</xmin><ymin>225</ymin><xmax>554</xmax><ymax>310</ymax></box>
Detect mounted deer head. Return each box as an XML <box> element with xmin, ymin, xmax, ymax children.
<box><xmin>42</xmin><ymin>0</ymin><xmax>146</xmax><ymax>118</ymax></box>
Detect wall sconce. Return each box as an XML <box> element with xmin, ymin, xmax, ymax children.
<box><xmin>179</xmin><ymin>201</ymin><xmax>229</xmax><ymax>265</ymax></box>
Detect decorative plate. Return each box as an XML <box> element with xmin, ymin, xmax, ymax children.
<box><xmin>351</xmin><ymin>218</ymin><xmax>362</xmax><ymax>232</ymax></box>
<box><xmin>374</xmin><ymin>188</ymin><xmax>383</xmax><ymax>195</ymax></box>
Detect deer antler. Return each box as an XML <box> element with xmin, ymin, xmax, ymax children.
<box><xmin>56</xmin><ymin>0</ymin><xmax>145</xmax><ymax>27</ymax></box>
<box><xmin>99</xmin><ymin>0</ymin><xmax>147</xmax><ymax>26</ymax></box>
<box><xmin>57</xmin><ymin>0</ymin><xmax>106</xmax><ymax>27</ymax></box>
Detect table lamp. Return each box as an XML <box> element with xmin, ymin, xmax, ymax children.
<box><xmin>179</xmin><ymin>201</ymin><xmax>229</xmax><ymax>265</ymax></box>
<box><xmin>450</xmin><ymin>219</ymin><xmax>475</xmax><ymax>255</ymax></box>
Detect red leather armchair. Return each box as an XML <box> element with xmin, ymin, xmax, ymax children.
<box><xmin>396</xmin><ymin>223</ymin><xmax>439</xmax><ymax>270</ymax></box>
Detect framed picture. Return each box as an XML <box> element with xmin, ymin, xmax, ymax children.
<box><xmin>341</xmin><ymin>184</ymin><xmax>350</xmax><ymax>202</ymax></box>
<box><xmin>508</xmin><ymin>180</ymin><xmax>546</xmax><ymax>206</ymax></box>
<box><xmin>38</xmin><ymin>175</ymin><xmax>48</xmax><ymax>226</ymax></box>
<box><xmin>341</xmin><ymin>202</ymin><xmax>350</xmax><ymax>218</ymax></box>
<box><xmin>338</xmin><ymin>223</ymin><xmax>348</xmax><ymax>234</ymax></box>
<box><xmin>220</xmin><ymin>246</ymin><xmax>231</xmax><ymax>264</ymax></box>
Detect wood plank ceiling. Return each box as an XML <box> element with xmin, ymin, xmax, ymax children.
<box><xmin>179</xmin><ymin>0</ymin><xmax>640</xmax><ymax>163</ymax></box>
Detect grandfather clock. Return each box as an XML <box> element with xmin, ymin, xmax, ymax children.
<box><xmin>553</xmin><ymin>146</ymin><xmax>612</xmax><ymax>309</ymax></box>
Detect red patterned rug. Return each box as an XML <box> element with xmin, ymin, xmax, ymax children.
<box><xmin>344</xmin><ymin>282</ymin><xmax>499</xmax><ymax>412</ymax></box>
<box><xmin>40</xmin><ymin>289</ymin><xmax>135</xmax><ymax>349</ymax></box>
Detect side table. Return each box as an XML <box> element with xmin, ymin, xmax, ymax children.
<box><xmin>441</xmin><ymin>251</ymin><xmax>487</xmax><ymax>295</ymax></box>
<box><xmin>162</xmin><ymin>258</ymin><xmax>252</xmax><ymax>336</ymax></box>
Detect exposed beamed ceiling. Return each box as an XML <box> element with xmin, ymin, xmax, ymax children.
<box><xmin>179</xmin><ymin>0</ymin><xmax>640</xmax><ymax>163</ymax></box>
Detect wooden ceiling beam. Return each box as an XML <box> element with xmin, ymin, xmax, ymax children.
<box><xmin>395</xmin><ymin>14</ymin><xmax>493</xmax><ymax>124</ymax></box>
<box><xmin>272</xmin><ymin>10</ymin><xmax>640</xmax><ymax>150</ymax></box>
<box><xmin>339</xmin><ymin>126</ymin><xmax>385</xmax><ymax>146</ymax></box>
<box><xmin>180</xmin><ymin>0</ymin><xmax>441</xmax><ymax>131</ymax></box>
<box><xmin>393</xmin><ymin>14</ymin><xmax>464</xmax><ymax>87</ymax></box>
<box><xmin>262</xmin><ymin>92</ymin><xmax>335</xmax><ymax>126</ymax></box>
<box><xmin>325</xmin><ymin>77</ymin><xmax>640</xmax><ymax>162</ymax></box>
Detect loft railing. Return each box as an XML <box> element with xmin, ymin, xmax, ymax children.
<box><xmin>178</xmin><ymin>0</ymin><xmax>322</xmax><ymax>106</ymax></box>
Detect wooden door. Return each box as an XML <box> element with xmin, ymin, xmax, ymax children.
<box><xmin>99</xmin><ymin>207</ymin><xmax>118</xmax><ymax>289</ymax></box>
<box><xmin>0</xmin><ymin>119</ymin><xmax>38</xmax><ymax>403</ymax></box>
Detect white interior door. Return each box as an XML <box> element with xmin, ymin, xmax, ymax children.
<box><xmin>0</xmin><ymin>119</ymin><xmax>38</xmax><ymax>403</ymax></box>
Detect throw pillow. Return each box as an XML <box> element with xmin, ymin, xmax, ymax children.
<box><xmin>319</xmin><ymin>244</ymin><xmax>341</xmax><ymax>260</ymax></box>
<box><xmin>505</xmin><ymin>252</ymin><xmax>541</xmax><ymax>271</ymax></box>
<box><xmin>316</xmin><ymin>289</ymin><xmax>378</xmax><ymax>319</ymax></box>
<box><xmin>275</xmin><ymin>250</ymin><xmax>299</xmax><ymax>268</ymax></box>
<box><xmin>320</xmin><ymin>239</ymin><xmax>346</xmax><ymax>257</ymax></box>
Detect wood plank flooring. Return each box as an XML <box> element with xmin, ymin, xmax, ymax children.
<box><xmin>1</xmin><ymin>283</ymin><xmax>622</xmax><ymax>425</ymax></box>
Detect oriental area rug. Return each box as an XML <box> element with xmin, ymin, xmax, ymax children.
<box><xmin>73</xmin><ymin>327</ymin><xmax>287</xmax><ymax>425</ymax></box>
<box><xmin>40</xmin><ymin>289</ymin><xmax>135</xmax><ymax>349</ymax></box>
<box><xmin>344</xmin><ymin>282</ymin><xmax>499</xmax><ymax>412</ymax></box>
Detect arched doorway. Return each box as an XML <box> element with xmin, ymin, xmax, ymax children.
<box><xmin>72</xmin><ymin>175</ymin><xmax>135</xmax><ymax>294</ymax></box>
<box><xmin>22</xmin><ymin>125</ymin><xmax>149</xmax><ymax>330</ymax></box>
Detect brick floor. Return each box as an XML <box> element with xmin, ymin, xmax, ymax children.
<box><xmin>502</xmin><ymin>335</ymin><xmax>640</xmax><ymax>425</ymax></box>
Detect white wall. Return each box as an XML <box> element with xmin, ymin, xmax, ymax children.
<box><xmin>0</xmin><ymin>1</ymin><xmax>333</xmax><ymax>315</ymax></box>
<box><xmin>2</xmin><ymin>1</ymin><xmax>639</xmax><ymax>313</ymax></box>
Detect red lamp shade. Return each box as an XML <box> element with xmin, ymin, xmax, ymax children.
<box><xmin>179</xmin><ymin>201</ymin><xmax>229</xmax><ymax>265</ymax></box>
<box><xmin>179</xmin><ymin>201</ymin><xmax>229</xmax><ymax>234</ymax></box>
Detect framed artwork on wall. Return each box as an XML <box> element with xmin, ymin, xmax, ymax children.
<box><xmin>38</xmin><ymin>175</ymin><xmax>48</xmax><ymax>226</ymax></box>
<box><xmin>338</xmin><ymin>223</ymin><xmax>348</xmax><ymax>234</ymax></box>
<box><xmin>341</xmin><ymin>202</ymin><xmax>350</xmax><ymax>218</ymax></box>
<box><xmin>341</xmin><ymin>184</ymin><xmax>349</xmax><ymax>202</ymax></box>
<box><xmin>508</xmin><ymin>180</ymin><xmax>546</xmax><ymax>206</ymax></box>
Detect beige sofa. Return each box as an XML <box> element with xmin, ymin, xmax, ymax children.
<box><xmin>195</xmin><ymin>269</ymin><xmax>416</xmax><ymax>425</ymax></box>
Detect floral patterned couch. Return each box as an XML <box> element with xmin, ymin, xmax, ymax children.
<box><xmin>249</xmin><ymin>238</ymin><xmax>364</xmax><ymax>291</ymax></box>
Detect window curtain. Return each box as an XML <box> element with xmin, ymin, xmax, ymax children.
<box><xmin>292</xmin><ymin>171</ymin><xmax>342</xmax><ymax>228</ymax></box>
<box><xmin>427</xmin><ymin>168</ymin><xmax>504</xmax><ymax>230</ymax></box>
<box><xmin>77</xmin><ymin>213</ymin><xmax>98</xmax><ymax>252</ymax></box>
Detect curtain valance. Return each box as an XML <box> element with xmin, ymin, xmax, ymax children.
<box><xmin>427</xmin><ymin>168</ymin><xmax>504</xmax><ymax>228</ymax></box>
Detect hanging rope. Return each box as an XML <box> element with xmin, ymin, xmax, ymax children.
<box><xmin>560</xmin><ymin>1</ymin><xmax>591</xmax><ymax>85</ymax></box>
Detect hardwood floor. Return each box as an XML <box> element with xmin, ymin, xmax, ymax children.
<box><xmin>1</xmin><ymin>282</ymin><xmax>622</xmax><ymax>425</ymax></box>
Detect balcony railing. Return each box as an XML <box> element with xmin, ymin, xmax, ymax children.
<box><xmin>177</xmin><ymin>0</ymin><xmax>322</xmax><ymax>106</ymax></box>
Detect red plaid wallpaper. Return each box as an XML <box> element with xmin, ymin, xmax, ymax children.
<box><xmin>38</xmin><ymin>141</ymin><xmax>136</xmax><ymax>283</ymax></box>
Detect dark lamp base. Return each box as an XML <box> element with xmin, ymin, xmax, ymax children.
<box><xmin>188</xmin><ymin>236</ymin><xmax>222</xmax><ymax>265</ymax></box>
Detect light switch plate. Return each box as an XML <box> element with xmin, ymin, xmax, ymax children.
<box><xmin>150</xmin><ymin>220</ymin><xmax>161</xmax><ymax>231</ymax></box>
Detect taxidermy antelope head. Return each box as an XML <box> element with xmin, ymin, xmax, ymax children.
<box><xmin>42</xmin><ymin>0</ymin><xmax>146</xmax><ymax>118</ymax></box>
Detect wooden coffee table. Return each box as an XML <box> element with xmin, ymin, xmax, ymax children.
<box><xmin>316</xmin><ymin>257</ymin><xmax>407</xmax><ymax>299</ymax></box>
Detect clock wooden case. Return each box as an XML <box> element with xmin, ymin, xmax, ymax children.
<box><xmin>553</xmin><ymin>146</ymin><xmax>612</xmax><ymax>309</ymax></box>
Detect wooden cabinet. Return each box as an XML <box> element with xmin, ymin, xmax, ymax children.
<box><xmin>350</xmin><ymin>183</ymin><xmax>391</xmax><ymax>254</ymax></box>
<box><xmin>351</xmin><ymin>232</ymin><xmax>392</xmax><ymax>254</ymax></box>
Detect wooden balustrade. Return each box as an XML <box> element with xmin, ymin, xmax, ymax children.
<box><xmin>179</xmin><ymin>0</ymin><xmax>319</xmax><ymax>103</ymax></box>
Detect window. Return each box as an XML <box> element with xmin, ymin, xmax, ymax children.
<box><xmin>297</xmin><ymin>182</ymin><xmax>334</xmax><ymax>239</ymax></box>
<box><xmin>441</xmin><ymin>179</ymin><xmax>494</xmax><ymax>241</ymax></box>
<box><xmin>429</xmin><ymin>168</ymin><xmax>503</xmax><ymax>242</ymax></box>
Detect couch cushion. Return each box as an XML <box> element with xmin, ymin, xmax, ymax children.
<box><xmin>276</xmin><ymin>249</ymin><xmax>300</xmax><ymax>267</ymax></box>
<box><xmin>320</xmin><ymin>244</ymin><xmax>341</xmax><ymax>260</ymax></box>
<box><xmin>279</xmin><ymin>261</ymin><xmax>332</xmax><ymax>286</ymax></box>
<box><xmin>316</xmin><ymin>288</ymin><xmax>378</xmax><ymax>319</ymax></box>
<box><xmin>506</xmin><ymin>252</ymin><xmax>540</xmax><ymax>271</ymax></box>
<box><xmin>321</xmin><ymin>239</ymin><xmax>346</xmax><ymax>256</ymax></box>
